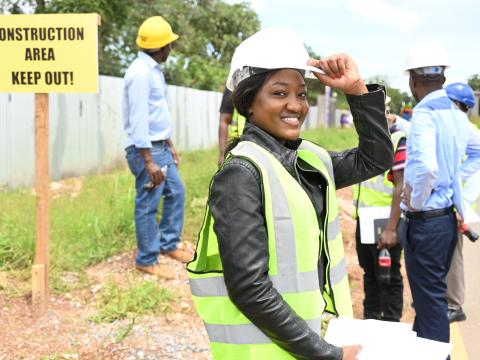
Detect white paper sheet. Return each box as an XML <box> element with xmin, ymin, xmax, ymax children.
<box><xmin>358</xmin><ymin>206</ymin><xmax>391</xmax><ymax>244</ymax></box>
<box><xmin>325</xmin><ymin>317</ymin><xmax>452</xmax><ymax>360</ymax></box>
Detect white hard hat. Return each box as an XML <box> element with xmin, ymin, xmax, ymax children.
<box><xmin>404</xmin><ymin>41</ymin><xmax>450</xmax><ymax>75</ymax></box>
<box><xmin>226</xmin><ymin>27</ymin><xmax>324</xmax><ymax>91</ymax></box>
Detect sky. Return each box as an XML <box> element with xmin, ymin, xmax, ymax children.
<box><xmin>227</xmin><ymin>0</ymin><xmax>479</xmax><ymax>93</ymax></box>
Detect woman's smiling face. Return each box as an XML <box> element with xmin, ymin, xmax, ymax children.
<box><xmin>248</xmin><ymin>69</ymin><xmax>309</xmax><ymax>143</ymax></box>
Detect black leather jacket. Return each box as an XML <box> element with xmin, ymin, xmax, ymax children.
<box><xmin>209</xmin><ymin>85</ymin><xmax>393</xmax><ymax>359</ymax></box>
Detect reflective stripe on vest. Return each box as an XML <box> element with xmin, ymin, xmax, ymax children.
<box><xmin>205</xmin><ymin>318</ymin><xmax>322</xmax><ymax>344</ymax></box>
<box><xmin>190</xmin><ymin>262</ymin><xmax>347</xmax><ymax>298</ymax></box>
<box><xmin>361</xmin><ymin>175</ymin><xmax>393</xmax><ymax>195</ymax></box>
<box><xmin>234</xmin><ymin>141</ymin><xmax>298</xmax><ymax>274</ymax></box>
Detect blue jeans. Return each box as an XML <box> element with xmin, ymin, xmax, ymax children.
<box><xmin>126</xmin><ymin>143</ymin><xmax>185</xmax><ymax>266</ymax></box>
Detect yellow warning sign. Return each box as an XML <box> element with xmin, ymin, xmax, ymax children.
<box><xmin>0</xmin><ymin>13</ymin><xmax>99</xmax><ymax>93</ymax></box>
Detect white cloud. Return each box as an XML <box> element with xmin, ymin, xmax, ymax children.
<box><xmin>249</xmin><ymin>0</ymin><xmax>266</xmax><ymax>13</ymax></box>
<box><xmin>347</xmin><ymin>0</ymin><xmax>422</xmax><ymax>34</ymax></box>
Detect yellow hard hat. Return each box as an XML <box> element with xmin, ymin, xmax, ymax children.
<box><xmin>136</xmin><ymin>16</ymin><xmax>179</xmax><ymax>49</ymax></box>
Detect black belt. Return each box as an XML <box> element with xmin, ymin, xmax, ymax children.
<box><xmin>151</xmin><ymin>140</ymin><xmax>165</xmax><ymax>146</ymax></box>
<box><xmin>405</xmin><ymin>206</ymin><xmax>454</xmax><ymax>220</ymax></box>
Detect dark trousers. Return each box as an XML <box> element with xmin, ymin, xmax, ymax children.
<box><xmin>355</xmin><ymin>222</ymin><xmax>404</xmax><ymax>321</ymax></box>
<box><xmin>402</xmin><ymin>211</ymin><xmax>457</xmax><ymax>344</ymax></box>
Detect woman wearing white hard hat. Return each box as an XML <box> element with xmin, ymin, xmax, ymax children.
<box><xmin>188</xmin><ymin>27</ymin><xmax>393</xmax><ymax>360</ymax></box>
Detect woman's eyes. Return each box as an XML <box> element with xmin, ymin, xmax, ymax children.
<box><xmin>272</xmin><ymin>91</ymin><xmax>308</xmax><ymax>98</ymax></box>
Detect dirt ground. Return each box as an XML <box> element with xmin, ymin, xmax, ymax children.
<box><xmin>0</xmin><ymin>187</ymin><xmax>414</xmax><ymax>360</ymax></box>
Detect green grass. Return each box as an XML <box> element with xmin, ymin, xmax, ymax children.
<box><xmin>301</xmin><ymin>127</ymin><xmax>358</xmax><ymax>150</ymax></box>
<box><xmin>0</xmin><ymin>128</ymin><xmax>355</xmax><ymax>293</ymax></box>
<box><xmin>92</xmin><ymin>276</ymin><xmax>174</xmax><ymax>323</ymax></box>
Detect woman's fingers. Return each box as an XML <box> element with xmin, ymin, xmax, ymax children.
<box><xmin>337</xmin><ymin>57</ymin><xmax>346</xmax><ymax>76</ymax></box>
<box><xmin>309</xmin><ymin>54</ymin><xmax>366</xmax><ymax>94</ymax></box>
<box><xmin>327</xmin><ymin>58</ymin><xmax>340</xmax><ymax>76</ymax></box>
<box><xmin>310</xmin><ymin>55</ymin><xmax>349</xmax><ymax>79</ymax></box>
<box><xmin>310</xmin><ymin>70</ymin><xmax>336</xmax><ymax>86</ymax></box>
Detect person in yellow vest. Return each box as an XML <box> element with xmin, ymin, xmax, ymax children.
<box><xmin>218</xmin><ymin>88</ymin><xmax>247</xmax><ymax>167</ymax></box>
<box><xmin>187</xmin><ymin>27</ymin><xmax>393</xmax><ymax>360</ymax></box>
<box><xmin>353</xmin><ymin>109</ymin><xmax>407</xmax><ymax>322</ymax></box>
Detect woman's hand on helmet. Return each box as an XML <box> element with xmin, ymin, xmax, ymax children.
<box><xmin>308</xmin><ymin>54</ymin><xmax>368</xmax><ymax>96</ymax></box>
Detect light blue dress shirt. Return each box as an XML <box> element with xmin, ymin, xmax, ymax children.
<box><xmin>403</xmin><ymin>89</ymin><xmax>480</xmax><ymax>216</ymax></box>
<box><xmin>123</xmin><ymin>51</ymin><xmax>172</xmax><ymax>149</ymax></box>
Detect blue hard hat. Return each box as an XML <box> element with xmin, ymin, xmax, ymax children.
<box><xmin>445</xmin><ymin>82</ymin><xmax>476</xmax><ymax>108</ymax></box>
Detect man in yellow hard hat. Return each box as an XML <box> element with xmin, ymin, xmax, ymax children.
<box><xmin>123</xmin><ymin>16</ymin><xmax>191</xmax><ymax>279</ymax></box>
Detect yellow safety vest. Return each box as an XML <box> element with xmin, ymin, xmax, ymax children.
<box><xmin>353</xmin><ymin>131</ymin><xmax>406</xmax><ymax>217</ymax></box>
<box><xmin>227</xmin><ymin>109</ymin><xmax>246</xmax><ymax>138</ymax></box>
<box><xmin>187</xmin><ymin>140</ymin><xmax>353</xmax><ymax>359</ymax></box>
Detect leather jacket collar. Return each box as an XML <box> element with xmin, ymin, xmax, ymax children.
<box><xmin>240</xmin><ymin>122</ymin><xmax>302</xmax><ymax>178</ymax></box>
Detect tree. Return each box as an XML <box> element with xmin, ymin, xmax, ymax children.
<box><xmin>468</xmin><ymin>74</ymin><xmax>480</xmax><ymax>91</ymax></box>
<box><xmin>3</xmin><ymin>0</ymin><xmax>260</xmax><ymax>91</ymax></box>
<box><xmin>162</xmin><ymin>0</ymin><xmax>260</xmax><ymax>91</ymax></box>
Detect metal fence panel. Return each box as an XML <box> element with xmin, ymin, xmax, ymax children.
<box><xmin>0</xmin><ymin>93</ymin><xmax>35</xmax><ymax>187</ymax></box>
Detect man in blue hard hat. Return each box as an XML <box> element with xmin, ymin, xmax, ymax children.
<box><xmin>445</xmin><ymin>82</ymin><xmax>478</xmax><ymax>323</ymax></box>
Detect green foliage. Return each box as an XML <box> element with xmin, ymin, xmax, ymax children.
<box><xmin>468</xmin><ymin>74</ymin><xmax>480</xmax><ymax>91</ymax></box>
<box><xmin>0</xmin><ymin>190</ymin><xmax>36</xmax><ymax>270</ymax></box>
<box><xmin>0</xmin><ymin>171</ymin><xmax>138</xmax><ymax>292</ymax></box>
<box><xmin>92</xmin><ymin>276</ymin><xmax>173</xmax><ymax>323</ymax></box>
<box><xmin>179</xmin><ymin>148</ymin><xmax>218</xmax><ymax>242</ymax></box>
<box><xmin>165</xmin><ymin>1</ymin><xmax>260</xmax><ymax>91</ymax></box>
<box><xmin>44</xmin><ymin>0</ymin><xmax>133</xmax><ymax>77</ymax></box>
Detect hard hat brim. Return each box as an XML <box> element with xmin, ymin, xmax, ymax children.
<box><xmin>136</xmin><ymin>33</ymin><xmax>179</xmax><ymax>50</ymax></box>
<box><xmin>403</xmin><ymin>64</ymin><xmax>450</xmax><ymax>76</ymax></box>
<box><xmin>305</xmin><ymin>65</ymin><xmax>326</xmax><ymax>78</ymax></box>
<box><xmin>227</xmin><ymin>65</ymin><xmax>324</xmax><ymax>91</ymax></box>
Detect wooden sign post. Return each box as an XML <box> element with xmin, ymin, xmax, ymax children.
<box><xmin>32</xmin><ymin>93</ymin><xmax>49</xmax><ymax>318</ymax></box>
<box><xmin>0</xmin><ymin>13</ymin><xmax>100</xmax><ymax>318</ymax></box>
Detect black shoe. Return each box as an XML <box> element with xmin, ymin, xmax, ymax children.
<box><xmin>448</xmin><ymin>308</ymin><xmax>466</xmax><ymax>323</ymax></box>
